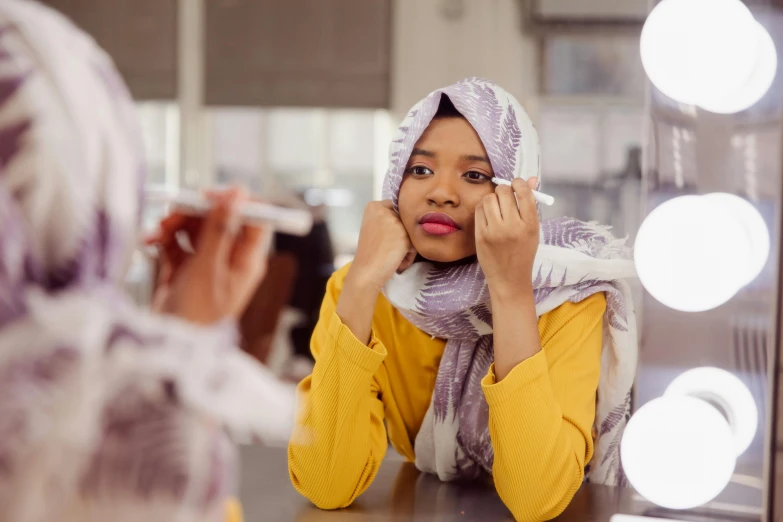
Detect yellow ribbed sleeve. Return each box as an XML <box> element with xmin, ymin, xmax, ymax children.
<box><xmin>288</xmin><ymin>263</ymin><xmax>605</xmax><ymax>521</ymax></box>
<box><xmin>482</xmin><ymin>295</ymin><xmax>605</xmax><ymax>521</ymax></box>
<box><xmin>225</xmin><ymin>498</ymin><xmax>243</xmax><ymax>522</ymax></box>
<box><xmin>287</xmin><ymin>268</ymin><xmax>389</xmax><ymax>509</ymax></box>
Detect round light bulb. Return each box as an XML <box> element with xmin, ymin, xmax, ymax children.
<box><xmin>665</xmin><ymin>367</ymin><xmax>758</xmax><ymax>457</ymax></box>
<box><xmin>621</xmin><ymin>396</ymin><xmax>736</xmax><ymax>509</ymax></box>
<box><xmin>700</xmin><ymin>22</ymin><xmax>778</xmax><ymax>114</ymax></box>
<box><xmin>640</xmin><ymin>0</ymin><xmax>759</xmax><ymax>105</ymax></box>
<box><xmin>703</xmin><ymin>193</ymin><xmax>769</xmax><ymax>286</ymax></box>
<box><xmin>634</xmin><ymin>195</ymin><xmax>752</xmax><ymax>312</ymax></box>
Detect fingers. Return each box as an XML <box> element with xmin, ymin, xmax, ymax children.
<box><xmin>144</xmin><ymin>213</ymin><xmax>193</xmax><ymax>245</ymax></box>
<box><xmin>474</xmin><ymin>200</ymin><xmax>488</xmax><ymax>241</ymax></box>
<box><xmin>527</xmin><ymin>176</ymin><xmax>538</xmax><ymax>191</ymax></box>
<box><xmin>380</xmin><ymin>199</ymin><xmax>394</xmax><ymax>210</ymax></box>
<box><xmin>155</xmin><ymin>250</ymin><xmax>175</xmax><ymax>288</ymax></box>
<box><xmin>397</xmin><ymin>246</ymin><xmax>418</xmax><ymax>274</ymax></box>
<box><xmin>512</xmin><ymin>178</ymin><xmax>537</xmax><ymax>224</ymax></box>
<box><xmin>231</xmin><ymin>223</ymin><xmax>272</xmax><ymax>272</ymax></box>
<box><xmin>481</xmin><ymin>193</ymin><xmax>503</xmax><ymax>228</ymax></box>
<box><xmin>494</xmin><ymin>184</ymin><xmax>521</xmax><ymax>222</ymax></box>
<box><xmin>196</xmin><ymin>188</ymin><xmax>243</xmax><ymax>265</ymax></box>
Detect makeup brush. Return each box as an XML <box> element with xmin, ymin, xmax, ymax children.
<box><xmin>491</xmin><ymin>177</ymin><xmax>555</xmax><ymax>206</ymax></box>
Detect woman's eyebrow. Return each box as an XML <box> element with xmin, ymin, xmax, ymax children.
<box><xmin>411</xmin><ymin>148</ymin><xmax>436</xmax><ymax>158</ymax></box>
<box><xmin>461</xmin><ymin>154</ymin><xmax>490</xmax><ymax>164</ymax></box>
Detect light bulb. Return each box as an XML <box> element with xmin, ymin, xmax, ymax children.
<box><xmin>640</xmin><ymin>0</ymin><xmax>759</xmax><ymax>105</ymax></box>
<box><xmin>700</xmin><ymin>22</ymin><xmax>777</xmax><ymax>114</ymax></box>
<box><xmin>665</xmin><ymin>367</ymin><xmax>758</xmax><ymax>457</ymax></box>
<box><xmin>634</xmin><ymin>195</ymin><xmax>752</xmax><ymax>312</ymax></box>
<box><xmin>703</xmin><ymin>193</ymin><xmax>769</xmax><ymax>285</ymax></box>
<box><xmin>621</xmin><ymin>395</ymin><xmax>736</xmax><ymax>510</ymax></box>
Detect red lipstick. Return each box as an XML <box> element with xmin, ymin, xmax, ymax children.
<box><xmin>419</xmin><ymin>213</ymin><xmax>461</xmax><ymax>236</ymax></box>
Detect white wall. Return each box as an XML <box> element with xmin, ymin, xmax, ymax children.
<box><xmin>391</xmin><ymin>0</ymin><xmax>537</xmax><ymax>120</ymax></box>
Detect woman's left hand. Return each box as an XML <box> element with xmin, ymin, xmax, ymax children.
<box><xmin>475</xmin><ymin>177</ymin><xmax>540</xmax><ymax>299</ymax></box>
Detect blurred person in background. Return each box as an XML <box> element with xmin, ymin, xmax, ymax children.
<box><xmin>274</xmin><ymin>189</ymin><xmax>335</xmax><ymax>378</ymax></box>
<box><xmin>0</xmin><ymin>2</ymin><xmax>291</xmax><ymax>522</ymax></box>
<box><xmin>288</xmin><ymin>79</ymin><xmax>637</xmax><ymax>521</ymax></box>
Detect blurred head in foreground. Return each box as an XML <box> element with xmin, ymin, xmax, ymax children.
<box><xmin>0</xmin><ymin>3</ymin><xmax>292</xmax><ymax>522</ymax></box>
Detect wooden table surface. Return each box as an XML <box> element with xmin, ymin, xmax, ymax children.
<box><xmin>236</xmin><ymin>445</ymin><xmax>672</xmax><ymax>522</ymax></box>
<box><xmin>238</xmin><ymin>445</ymin><xmax>764</xmax><ymax>521</ymax></box>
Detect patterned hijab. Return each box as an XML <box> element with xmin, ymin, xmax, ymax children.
<box><xmin>0</xmin><ymin>2</ymin><xmax>291</xmax><ymax>521</ymax></box>
<box><xmin>382</xmin><ymin>78</ymin><xmax>638</xmax><ymax>486</ymax></box>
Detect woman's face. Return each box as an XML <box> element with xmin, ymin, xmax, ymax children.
<box><xmin>398</xmin><ymin>117</ymin><xmax>495</xmax><ymax>263</ymax></box>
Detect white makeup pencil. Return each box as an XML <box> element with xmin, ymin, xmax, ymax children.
<box><xmin>491</xmin><ymin>177</ymin><xmax>555</xmax><ymax>206</ymax></box>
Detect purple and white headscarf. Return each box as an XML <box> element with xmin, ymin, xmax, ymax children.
<box><xmin>0</xmin><ymin>2</ymin><xmax>292</xmax><ymax>522</ymax></box>
<box><xmin>382</xmin><ymin>78</ymin><xmax>638</xmax><ymax>486</ymax></box>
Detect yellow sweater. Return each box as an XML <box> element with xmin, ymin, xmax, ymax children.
<box><xmin>226</xmin><ymin>498</ymin><xmax>242</xmax><ymax>522</ymax></box>
<box><xmin>288</xmin><ymin>263</ymin><xmax>605</xmax><ymax>521</ymax></box>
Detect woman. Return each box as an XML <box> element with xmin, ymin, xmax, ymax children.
<box><xmin>288</xmin><ymin>79</ymin><xmax>637</xmax><ymax>521</ymax></box>
<box><xmin>0</xmin><ymin>2</ymin><xmax>290</xmax><ymax>521</ymax></box>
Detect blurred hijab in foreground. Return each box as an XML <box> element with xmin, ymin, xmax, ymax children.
<box><xmin>0</xmin><ymin>2</ymin><xmax>291</xmax><ymax>521</ymax></box>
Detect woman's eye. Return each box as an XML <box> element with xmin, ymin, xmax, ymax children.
<box><xmin>408</xmin><ymin>166</ymin><xmax>433</xmax><ymax>176</ymax></box>
<box><xmin>464</xmin><ymin>171</ymin><xmax>490</xmax><ymax>182</ymax></box>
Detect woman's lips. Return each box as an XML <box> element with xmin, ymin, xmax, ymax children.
<box><xmin>419</xmin><ymin>212</ymin><xmax>461</xmax><ymax>236</ymax></box>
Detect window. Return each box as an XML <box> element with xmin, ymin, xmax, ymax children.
<box><xmin>210</xmin><ymin>107</ymin><xmax>391</xmax><ymax>257</ymax></box>
<box><xmin>136</xmin><ymin>102</ymin><xmax>179</xmax><ymax>187</ymax></box>
<box><xmin>135</xmin><ymin>101</ymin><xmax>180</xmax><ymax>235</ymax></box>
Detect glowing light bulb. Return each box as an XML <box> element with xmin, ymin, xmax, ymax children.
<box><xmin>640</xmin><ymin>0</ymin><xmax>759</xmax><ymax>106</ymax></box>
<box><xmin>700</xmin><ymin>22</ymin><xmax>778</xmax><ymax>114</ymax></box>
<box><xmin>621</xmin><ymin>396</ymin><xmax>736</xmax><ymax>510</ymax></box>
<box><xmin>665</xmin><ymin>367</ymin><xmax>758</xmax><ymax>456</ymax></box>
<box><xmin>703</xmin><ymin>193</ymin><xmax>769</xmax><ymax>285</ymax></box>
<box><xmin>634</xmin><ymin>195</ymin><xmax>752</xmax><ymax>312</ymax></box>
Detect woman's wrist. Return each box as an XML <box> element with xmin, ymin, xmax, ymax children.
<box><xmin>488</xmin><ymin>278</ymin><xmax>535</xmax><ymax>308</ymax></box>
<box><xmin>489</xmin><ymin>279</ymin><xmax>541</xmax><ymax>381</ymax></box>
<box><xmin>345</xmin><ymin>261</ymin><xmax>389</xmax><ymax>295</ymax></box>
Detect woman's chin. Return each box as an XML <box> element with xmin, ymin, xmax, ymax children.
<box><xmin>413</xmin><ymin>240</ymin><xmax>476</xmax><ymax>265</ymax></box>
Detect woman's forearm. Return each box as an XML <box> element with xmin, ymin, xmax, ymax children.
<box><xmin>335</xmin><ymin>267</ymin><xmax>381</xmax><ymax>346</ymax></box>
<box><xmin>489</xmin><ymin>283</ymin><xmax>542</xmax><ymax>381</ymax></box>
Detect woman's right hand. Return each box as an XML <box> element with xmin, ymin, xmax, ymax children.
<box><xmin>147</xmin><ymin>188</ymin><xmax>272</xmax><ymax>326</ymax></box>
<box><xmin>348</xmin><ymin>200</ymin><xmax>417</xmax><ymax>291</ymax></box>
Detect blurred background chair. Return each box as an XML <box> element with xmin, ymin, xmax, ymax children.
<box><xmin>239</xmin><ymin>252</ymin><xmax>299</xmax><ymax>367</ymax></box>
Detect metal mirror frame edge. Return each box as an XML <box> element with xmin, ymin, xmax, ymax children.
<box><xmin>765</xmin><ymin>122</ymin><xmax>783</xmax><ymax>522</ymax></box>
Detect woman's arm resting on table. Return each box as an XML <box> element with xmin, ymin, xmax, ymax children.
<box><xmin>287</xmin><ymin>268</ymin><xmax>390</xmax><ymax>509</ymax></box>
<box><xmin>483</xmin><ymin>293</ymin><xmax>606</xmax><ymax>522</ymax></box>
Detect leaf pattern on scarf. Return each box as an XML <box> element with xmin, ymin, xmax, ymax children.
<box><xmin>106</xmin><ymin>323</ymin><xmax>164</xmax><ymax>352</ymax></box>
<box><xmin>444</xmin><ymin>79</ymin><xmax>520</xmax><ymax>181</ymax></box>
<box><xmin>600</xmin><ymin>428</ymin><xmax>623</xmax><ymax>468</ymax></box>
<box><xmin>384</xmin><ymin>95</ymin><xmax>441</xmax><ymax>206</ymax></box>
<box><xmin>0</xmin><ymin>187</ymin><xmax>36</xmax><ymax>323</ymax></box>
<box><xmin>0</xmin><ymin>346</ymin><xmax>79</xmax><ymax>477</ymax></box>
<box><xmin>431</xmin><ymin>338</ymin><xmax>463</xmax><ymax>422</ymax></box>
<box><xmin>81</xmin><ymin>385</ymin><xmax>236</xmax><ymax>508</ymax></box>
<box><xmin>0</xmin><ymin>25</ymin><xmax>14</xmax><ymax>61</ymax></box>
<box><xmin>599</xmin><ymin>392</ymin><xmax>631</xmax><ymax>437</ymax></box>
<box><xmin>571</xmin><ymin>282</ymin><xmax>629</xmax><ymax>333</ymax></box>
<box><xmin>0</xmin><ymin>72</ymin><xmax>31</xmax><ymax>171</ymax></box>
<box><xmin>542</xmin><ymin>217</ymin><xmax>631</xmax><ymax>260</ymax></box>
<box><xmin>417</xmin><ymin>263</ymin><xmax>488</xmax><ymax>315</ymax></box>
<box><xmin>473</xmin><ymin>303</ymin><xmax>492</xmax><ymax>328</ymax></box>
<box><xmin>42</xmin><ymin>210</ymin><xmax>126</xmax><ymax>292</ymax></box>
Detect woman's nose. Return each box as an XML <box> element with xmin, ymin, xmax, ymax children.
<box><xmin>426</xmin><ymin>175</ymin><xmax>460</xmax><ymax>207</ymax></box>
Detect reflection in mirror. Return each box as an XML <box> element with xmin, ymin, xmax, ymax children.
<box><xmin>109</xmin><ymin>0</ymin><xmax>783</xmax><ymax>518</ymax></box>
